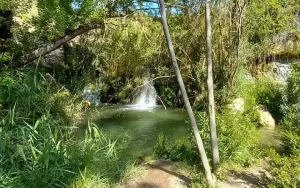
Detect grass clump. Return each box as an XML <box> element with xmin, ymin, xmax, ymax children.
<box><xmin>154</xmin><ymin>109</ymin><xmax>260</xmax><ymax>168</ymax></box>
<box><xmin>0</xmin><ymin>69</ymin><xmax>138</xmax><ymax>187</ymax></box>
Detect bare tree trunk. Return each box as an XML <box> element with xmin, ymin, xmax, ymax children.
<box><xmin>205</xmin><ymin>0</ymin><xmax>220</xmax><ymax>172</ymax></box>
<box><xmin>158</xmin><ymin>0</ymin><xmax>215</xmax><ymax>186</ymax></box>
<box><xmin>230</xmin><ymin>1</ymin><xmax>247</xmax><ymax>86</ymax></box>
<box><xmin>14</xmin><ymin>21</ymin><xmax>105</xmax><ymax>67</ymax></box>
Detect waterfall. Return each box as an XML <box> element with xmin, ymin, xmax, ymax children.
<box><xmin>83</xmin><ymin>84</ymin><xmax>100</xmax><ymax>105</ymax></box>
<box><xmin>129</xmin><ymin>77</ymin><xmax>157</xmax><ymax>110</ymax></box>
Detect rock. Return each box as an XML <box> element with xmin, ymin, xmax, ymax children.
<box><xmin>255</xmin><ymin>105</ymin><xmax>275</xmax><ymax>128</ymax></box>
<box><xmin>229</xmin><ymin>98</ymin><xmax>245</xmax><ymax>113</ymax></box>
<box><xmin>244</xmin><ymin>73</ymin><xmax>256</xmax><ymax>81</ymax></box>
<box><xmin>83</xmin><ymin>85</ymin><xmax>101</xmax><ymax>105</ymax></box>
<box><xmin>272</xmin><ymin>61</ymin><xmax>292</xmax><ymax>83</ymax></box>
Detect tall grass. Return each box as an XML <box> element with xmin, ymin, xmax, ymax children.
<box><xmin>0</xmin><ymin>69</ymin><xmax>136</xmax><ymax>187</ymax></box>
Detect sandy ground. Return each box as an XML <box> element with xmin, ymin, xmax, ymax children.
<box><xmin>121</xmin><ymin>159</ymin><xmax>271</xmax><ymax>188</ymax></box>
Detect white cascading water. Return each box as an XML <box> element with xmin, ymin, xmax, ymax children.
<box><xmin>130</xmin><ymin>77</ymin><xmax>157</xmax><ymax>110</ymax></box>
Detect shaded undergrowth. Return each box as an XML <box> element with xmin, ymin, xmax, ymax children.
<box><xmin>0</xmin><ymin>69</ymin><xmax>139</xmax><ymax>187</ymax></box>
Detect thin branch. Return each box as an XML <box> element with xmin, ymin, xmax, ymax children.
<box><xmin>157</xmin><ymin>94</ymin><xmax>167</xmax><ymax>110</ymax></box>
<box><xmin>13</xmin><ymin>21</ymin><xmax>105</xmax><ymax>67</ymax></box>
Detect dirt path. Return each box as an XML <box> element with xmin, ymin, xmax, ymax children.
<box><xmin>217</xmin><ymin>160</ymin><xmax>271</xmax><ymax>188</ymax></box>
<box><xmin>123</xmin><ymin>160</ymin><xmax>191</xmax><ymax>188</ymax></box>
<box><xmin>122</xmin><ymin>159</ymin><xmax>271</xmax><ymax>188</ymax></box>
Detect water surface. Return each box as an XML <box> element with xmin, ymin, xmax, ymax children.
<box><xmin>91</xmin><ymin>106</ymin><xmax>189</xmax><ymax>157</ymax></box>
<box><xmin>85</xmin><ymin>106</ymin><xmax>282</xmax><ymax>157</ymax></box>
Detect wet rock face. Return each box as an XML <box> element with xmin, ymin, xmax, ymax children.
<box><xmin>83</xmin><ymin>85</ymin><xmax>121</xmax><ymax>105</ymax></box>
<box><xmin>83</xmin><ymin>85</ymin><xmax>100</xmax><ymax>105</ymax></box>
<box><xmin>273</xmin><ymin>62</ymin><xmax>292</xmax><ymax>82</ymax></box>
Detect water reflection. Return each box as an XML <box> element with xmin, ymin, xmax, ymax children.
<box><xmin>92</xmin><ymin>107</ymin><xmax>189</xmax><ymax>157</ymax></box>
<box><xmin>84</xmin><ymin>106</ymin><xmax>282</xmax><ymax>157</ymax></box>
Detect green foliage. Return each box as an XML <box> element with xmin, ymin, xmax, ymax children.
<box><xmin>280</xmin><ymin>62</ymin><xmax>300</xmax><ymax>154</ymax></box>
<box><xmin>267</xmin><ymin>62</ymin><xmax>300</xmax><ymax>187</ymax></box>
<box><xmin>285</xmin><ymin>62</ymin><xmax>300</xmax><ymax>105</ymax></box>
<box><xmin>0</xmin><ymin>70</ymin><xmax>134</xmax><ymax>187</ymax></box>
<box><xmin>246</xmin><ymin>0</ymin><xmax>297</xmax><ymax>41</ymax></box>
<box><xmin>198</xmin><ymin>111</ymin><xmax>260</xmax><ymax>167</ymax></box>
<box><xmin>154</xmin><ymin>109</ymin><xmax>260</xmax><ymax>167</ymax></box>
<box><xmin>154</xmin><ymin>133</ymin><xmax>168</xmax><ymax>158</ymax></box>
<box><xmin>55</xmin><ymin>44</ymin><xmax>95</xmax><ymax>93</ymax></box>
<box><xmin>158</xmin><ymin>85</ymin><xmax>176</xmax><ymax>106</ymax></box>
<box><xmin>0</xmin><ymin>70</ymin><xmax>84</xmax><ymax>125</ymax></box>
<box><xmin>267</xmin><ymin>149</ymin><xmax>300</xmax><ymax>188</ymax></box>
<box><xmin>237</xmin><ymin>74</ymin><xmax>284</xmax><ymax>121</ymax></box>
<box><xmin>154</xmin><ymin>133</ymin><xmax>197</xmax><ymax>162</ymax></box>
<box><xmin>281</xmin><ymin>106</ymin><xmax>300</xmax><ymax>154</ymax></box>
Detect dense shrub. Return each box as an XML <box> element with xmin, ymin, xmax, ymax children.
<box><xmin>154</xmin><ymin>109</ymin><xmax>260</xmax><ymax>167</ymax></box>
<box><xmin>280</xmin><ymin>62</ymin><xmax>300</xmax><ymax>154</ymax></box>
<box><xmin>267</xmin><ymin>62</ymin><xmax>300</xmax><ymax>187</ymax></box>
<box><xmin>0</xmin><ymin>70</ymin><xmax>134</xmax><ymax>187</ymax></box>
<box><xmin>236</xmin><ymin>74</ymin><xmax>284</xmax><ymax>122</ymax></box>
<box><xmin>267</xmin><ymin>149</ymin><xmax>300</xmax><ymax>188</ymax></box>
<box><xmin>154</xmin><ymin>133</ymin><xmax>198</xmax><ymax>162</ymax></box>
<box><xmin>198</xmin><ymin>110</ymin><xmax>260</xmax><ymax>166</ymax></box>
<box><xmin>280</xmin><ymin>106</ymin><xmax>300</xmax><ymax>154</ymax></box>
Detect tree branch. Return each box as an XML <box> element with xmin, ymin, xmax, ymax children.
<box><xmin>14</xmin><ymin>21</ymin><xmax>105</xmax><ymax>67</ymax></box>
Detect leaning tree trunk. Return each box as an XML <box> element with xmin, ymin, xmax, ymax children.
<box><xmin>158</xmin><ymin>0</ymin><xmax>215</xmax><ymax>186</ymax></box>
<box><xmin>205</xmin><ymin>0</ymin><xmax>220</xmax><ymax>172</ymax></box>
<box><xmin>14</xmin><ymin>21</ymin><xmax>105</xmax><ymax>67</ymax></box>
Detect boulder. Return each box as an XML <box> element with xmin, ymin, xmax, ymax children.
<box><xmin>229</xmin><ymin>98</ymin><xmax>245</xmax><ymax>113</ymax></box>
<box><xmin>255</xmin><ymin>105</ymin><xmax>275</xmax><ymax>128</ymax></box>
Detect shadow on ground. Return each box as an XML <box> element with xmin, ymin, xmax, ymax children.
<box><xmin>217</xmin><ymin>167</ymin><xmax>271</xmax><ymax>188</ymax></box>
<box><xmin>148</xmin><ymin>161</ymin><xmax>191</xmax><ymax>187</ymax></box>
<box><xmin>124</xmin><ymin>159</ymin><xmax>191</xmax><ymax>188</ymax></box>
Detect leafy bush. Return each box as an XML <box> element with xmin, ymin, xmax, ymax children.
<box><xmin>157</xmin><ymin>85</ymin><xmax>177</xmax><ymax>107</ymax></box>
<box><xmin>154</xmin><ymin>109</ymin><xmax>260</xmax><ymax>167</ymax></box>
<box><xmin>267</xmin><ymin>149</ymin><xmax>300</xmax><ymax>188</ymax></box>
<box><xmin>237</xmin><ymin>75</ymin><xmax>283</xmax><ymax>121</ymax></box>
<box><xmin>280</xmin><ymin>62</ymin><xmax>300</xmax><ymax>154</ymax></box>
<box><xmin>267</xmin><ymin>62</ymin><xmax>300</xmax><ymax>187</ymax></box>
<box><xmin>197</xmin><ymin>110</ymin><xmax>260</xmax><ymax>167</ymax></box>
<box><xmin>0</xmin><ymin>70</ymin><xmax>134</xmax><ymax>187</ymax></box>
<box><xmin>280</xmin><ymin>106</ymin><xmax>300</xmax><ymax>154</ymax></box>
<box><xmin>154</xmin><ymin>133</ymin><xmax>198</xmax><ymax>162</ymax></box>
<box><xmin>285</xmin><ymin>63</ymin><xmax>300</xmax><ymax>105</ymax></box>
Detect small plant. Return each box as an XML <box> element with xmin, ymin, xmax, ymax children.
<box><xmin>267</xmin><ymin>149</ymin><xmax>300</xmax><ymax>188</ymax></box>
<box><xmin>154</xmin><ymin>133</ymin><xmax>168</xmax><ymax>158</ymax></box>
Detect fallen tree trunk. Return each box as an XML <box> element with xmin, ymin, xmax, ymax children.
<box><xmin>14</xmin><ymin>21</ymin><xmax>105</xmax><ymax>67</ymax></box>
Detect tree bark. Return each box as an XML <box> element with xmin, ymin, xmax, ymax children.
<box><xmin>158</xmin><ymin>0</ymin><xmax>215</xmax><ymax>186</ymax></box>
<box><xmin>230</xmin><ymin>1</ymin><xmax>247</xmax><ymax>86</ymax></box>
<box><xmin>205</xmin><ymin>0</ymin><xmax>220</xmax><ymax>172</ymax></box>
<box><xmin>14</xmin><ymin>21</ymin><xmax>105</xmax><ymax>67</ymax></box>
